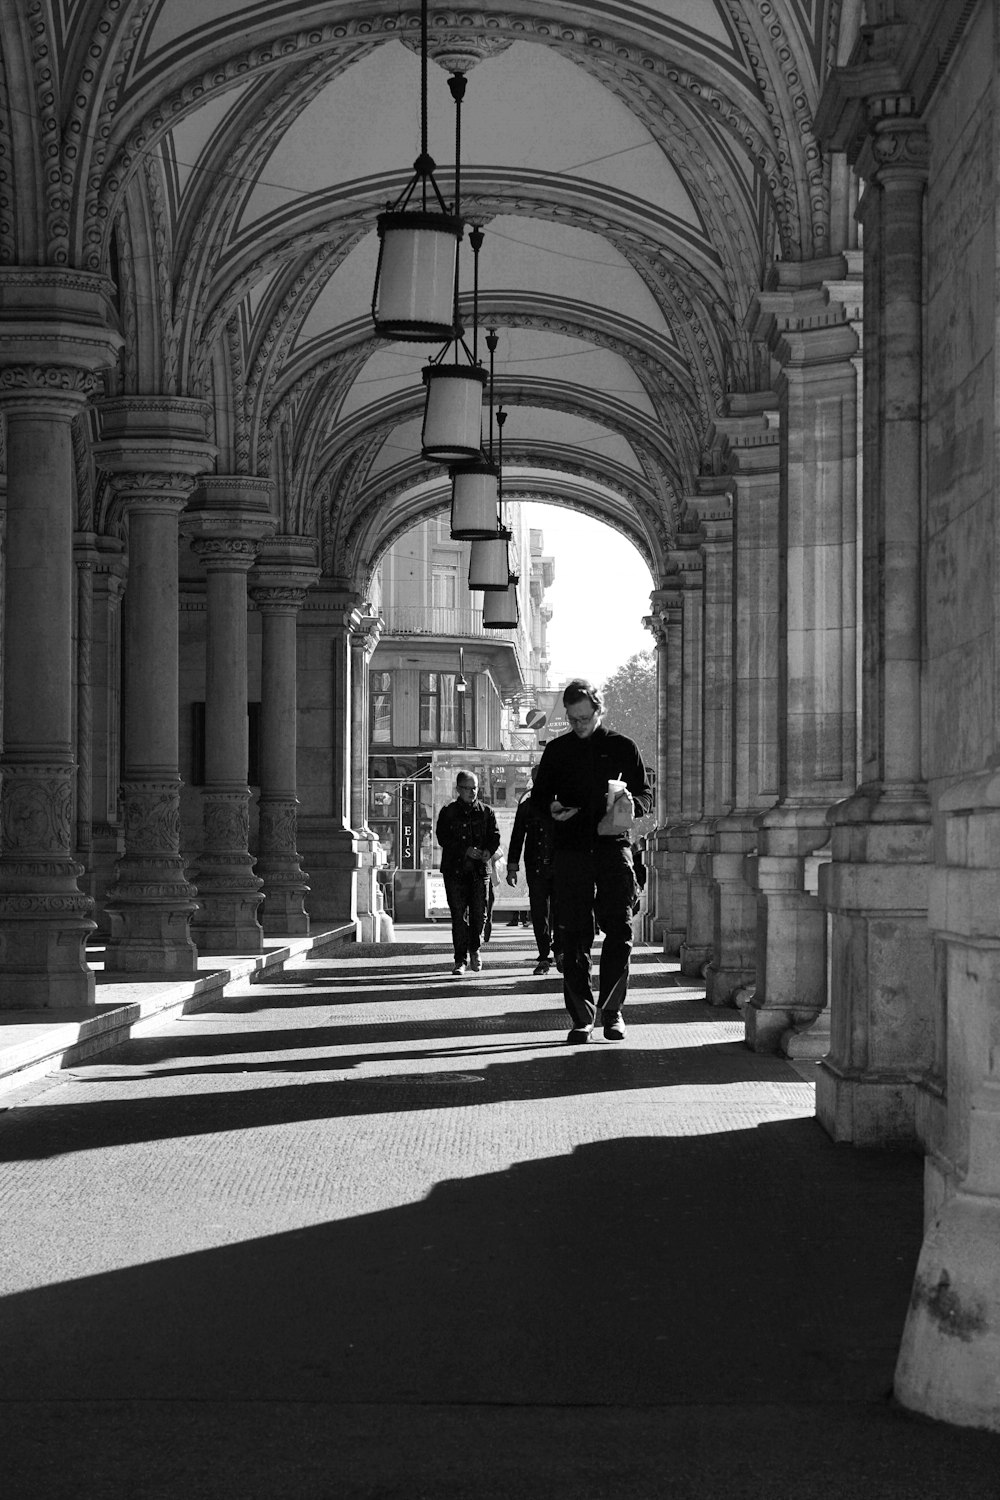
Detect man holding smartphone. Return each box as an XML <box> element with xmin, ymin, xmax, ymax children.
<box><xmin>531</xmin><ymin>679</ymin><xmax>652</xmax><ymax>1042</ymax></box>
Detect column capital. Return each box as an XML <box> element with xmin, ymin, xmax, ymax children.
<box><xmin>250</xmin><ymin>584</ymin><xmax>309</xmax><ymax>613</ymax></box>
<box><xmin>184</xmin><ymin>474</ymin><xmax>276</xmax><ymax>554</ymax></box>
<box><xmin>190</xmin><ymin>535</ymin><xmax>261</xmax><ymax>572</ymax></box>
<box><xmin>0</xmin><ymin>268</ymin><xmax>122</xmax><ymax>404</ymax></box>
<box><xmin>642</xmin><ymin>613</ymin><xmax>667</xmax><ymax>648</ymax></box>
<box><xmin>93</xmin><ymin>396</ymin><xmax>217</xmax><ymax>503</ymax></box>
<box><xmin>250</xmin><ymin>534</ymin><xmax>320</xmax><ymax>598</ymax></box>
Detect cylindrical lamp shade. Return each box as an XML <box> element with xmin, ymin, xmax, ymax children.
<box><xmin>468</xmin><ymin>529</ymin><xmax>511</xmax><ymax>592</ymax></box>
<box><xmin>373</xmin><ymin>210</ymin><xmax>463</xmax><ymax>341</ymax></box>
<box><xmin>422</xmin><ymin>364</ymin><xmax>487</xmax><ymax>462</ymax></box>
<box><xmin>450</xmin><ymin>459</ymin><xmax>500</xmax><ymax>539</ymax></box>
<box><xmin>482</xmin><ymin>577</ymin><xmax>519</xmax><ymax>629</ymax></box>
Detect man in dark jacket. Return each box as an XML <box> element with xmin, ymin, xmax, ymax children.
<box><xmin>506</xmin><ymin>767</ymin><xmax>561</xmax><ymax>975</ymax></box>
<box><xmin>531</xmin><ymin>679</ymin><xmax>652</xmax><ymax>1042</ymax></box>
<box><xmin>435</xmin><ymin>770</ymin><xmax>500</xmax><ymax>976</ymax></box>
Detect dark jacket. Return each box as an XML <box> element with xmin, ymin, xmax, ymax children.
<box><xmin>435</xmin><ymin>796</ymin><xmax>501</xmax><ymax>879</ymax></box>
<box><xmin>507</xmin><ymin>793</ymin><xmax>554</xmax><ymax>877</ymax></box>
<box><xmin>530</xmin><ymin>724</ymin><xmax>652</xmax><ymax>852</ymax></box>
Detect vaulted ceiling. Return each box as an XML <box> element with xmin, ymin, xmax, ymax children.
<box><xmin>0</xmin><ymin>2</ymin><xmax>864</xmax><ymax>589</ymax></box>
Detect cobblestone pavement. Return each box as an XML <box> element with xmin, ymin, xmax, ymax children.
<box><xmin>1</xmin><ymin>932</ymin><xmax>998</xmax><ymax>1498</ymax></box>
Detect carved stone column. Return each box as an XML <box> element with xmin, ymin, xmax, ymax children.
<box><xmin>695</xmin><ymin>484</ymin><xmax>735</xmax><ymax>1003</ymax></box>
<box><xmin>641</xmin><ymin>604</ymin><xmax>670</xmax><ymax>944</ymax></box>
<box><xmin>296</xmin><ymin>583</ymin><xmax>367</xmax><ymax>928</ymax></box>
<box><xmin>93</xmin><ymin>398</ymin><xmax>216</xmax><ymax>971</ymax></box>
<box><xmin>817</xmin><ymin>114</ymin><xmax>935</xmax><ymax>1144</ymax></box>
<box><xmin>249</xmin><ymin>537</ymin><xmax>319</xmax><ymax>936</ymax></box>
<box><xmin>655</xmin><ymin>577</ymin><xmax>686</xmax><ymax>954</ymax></box>
<box><xmin>707</xmin><ymin>398</ymin><xmax>781</xmax><ymax>1008</ymax></box>
<box><xmin>674</xmin><ymin>527</ymin><xmax>711</xmax><ymax>978</ymax></box>
<box><xmin>82</xmin><ymin>537</ymin><xmax>127</xmax><ymax>931</ymax></box>
<box><xmin>185</xmin><ymin>478</ymin><xmax>275</xmax><ymax>953</ymax></box>
<box><xmin>745</xmin><ymin>261</ymin><xmax>860</xmax><ymax>1053</ymax></box>
<box><xmin>0</xmin><ymin>268</ymin><xmax>121</xmax><ymax>1008</ymax></box>
<box><xmin>349</xmin><ymin>610</ymin><xmax>384</xmax><ymax>942</ymax></box>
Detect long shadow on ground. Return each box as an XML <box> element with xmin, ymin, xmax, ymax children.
<box><xmin>3</xmin><ymin>1125</ymin><xmax>997</xmax><ymax>1498</ymax></box>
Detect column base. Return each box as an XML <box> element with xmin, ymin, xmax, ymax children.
<box><xmin>704</xmin><ymin>961</ymin><xmax>755</xmax><ymax>1008</ymax></box>
<box><xmin>259</xmin><ymin>879</ymin><xmax>311</xmax><ymax>937</ymax></box>
<box><xmin>104</xmin><ymin>898</ymin><xmax>198</xmax><ymax>973</ymax></box>
<box><xmin>815</xmin><ymin>1060</ymin><xmax>917</xmax><ymax>1144</ymax></box>
<box><xmin>895</xmin><ymin>1188</ymin><xmax>1000</xmax><ymax>1432</ymax></box>
<box><xmin>0</xmin><ymin>890</ymin><xmax>96</xmax><ymax>1009</ymax></box>
<box><xmin>679</xmin><ymin>942</ymin><xmax>712</xmax><ymax>978</ymax></box>
<box><xmin>192</xmin><ymin>879</ymin><xmax>264</xmax><ymax>953</ymax></box>
<box><xmin>299</xmin><ymin>822</ymin><xmax>361</xmax><ymax>928</ymax></box>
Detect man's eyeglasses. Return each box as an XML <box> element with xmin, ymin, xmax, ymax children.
<box><xmin>567</xmin><ymin>709</ymin><xmax>596</xmax><ymax>725</ymax></box>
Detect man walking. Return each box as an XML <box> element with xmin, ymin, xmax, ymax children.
<box><xmin>506</xmin><ymin>767</ymin><xmax>561</xmax><ymax>975</ymax></box>
<box><xmin>435</xmin><ymin>770</ymin><xmax>500</xmax><ymax>976</ymax></box>
<box><xmin>531</xmin><ymin>679</ymin><xmax>652</xmax><ymax>1042</ymax></box>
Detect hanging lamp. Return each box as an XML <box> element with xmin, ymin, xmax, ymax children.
<box><xmin>482</xmin><ymin>572</ymin><xmax>519</xmax><ymax>629</ymax></box>
<box><xmin>372</xmin><ymin>0</ymin><xmax>463</xmax><ymax>341</ymax></box>
<box><xmin>420</xmin><ymin>203</ymin><xmax>487</xmax><ymax>462</ymax></box>
<box><xmin>467</xmin><ymin>404</ymin><xmax>510</xmax><ymax>590</ymax></box>
<box><xmin>449</xmin><ymin>324</ymin><xmax>500</xmax><ymax>539</ymax></box>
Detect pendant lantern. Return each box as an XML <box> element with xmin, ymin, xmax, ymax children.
<box><xmin>482</xmin><ymin>573</ymin><xmax>519</xmax><ymax>629</ymax></box>
<box><xmin>421</xmin><ymin>362</ymin><xmax>486</xmax><ymax>462</ymax></box>
<box><xmin>371</xmin><ymin>1</ymin><xmax>463</xmax><ymax>342</ymax></box>
<box><xmin>421</xmin><ymin>214</ymin><xmax>486</xmax><ymax>463</ymax></box>
<box><xmin>450</xmin><ymin>458</ymin><xmax>500</xmax><ymax>538</ymax></box>
<box><xmin>468</xmin><ymin>527</ymin><xmax>511</xmax><ymax>591</ymax></box>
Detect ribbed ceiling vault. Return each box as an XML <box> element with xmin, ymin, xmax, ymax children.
<box><xmin>0</xmin><ymin>1</ymin><xmax>860</xmax><ymax>590</ymax></box>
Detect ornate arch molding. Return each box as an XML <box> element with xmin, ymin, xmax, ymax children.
<box><xmin>722</xmin><ymin>0</ymin><xmax>830</xmax><ymax>257</ymax></box>
<box><xmin>87</xmin><ymin>6</ymin><xmax>817</xmax><ymax>269</ymax></box>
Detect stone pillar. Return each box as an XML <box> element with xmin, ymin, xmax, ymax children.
<box><xmin>296</xmin><ymin>583</ymin><xmax>366</xmax><ymax>928</ymax></box>
<box><xmin>706</xmin><ymin>399</ymin><xmax>781</xmax><ymax>1007</ymax></box>
<box><xmin>0</xmin><ymin>269</ymin><xmax>121</xmax><ymax>1008</ymax></box>
<box><xmin>349</xmin><ymin>610</ymin><xmax>384</xmax><ymax>943</ymax></box>
<box><xmin>248</xmin><ymin>537</ymin><xmax>319</xmax><ymax>936</ymax></box>
<box><xmin>893</xmin><ymin>770</ymin><xmax>1000</xmax><ymax>1431</ymax></box>
<box><xmin>695</xmin><ymin>484</ymin><xmax>737</xmax><ymax>1004</ymax></box>
<box><xmin>818</xmin><ymin>115</ymin><xmax>935</xmax><ymax>1144</ymax></box>
<box><xmin>675</xmin><ymin>527</ymin><xmax>711</xmax><ymax>978</ymax></box>
<box><xmin>185</xmin><ymin>478</ymin><xmax>275</xmax><ymax>953</ymax></box>
<box><xmin>745</xmin><ymin>261</ymin><xmax>859</xmax><ymax>1053</ymax></box>
<box><xmin>80</xmin><ymin>536</ymin><xmax>127</xmax><ymax>932</ymax></box>
<box><xmin>93</xmin><ymin>399</ymin><xmax>216</xmax><ymax>972</ymax></box>
<box><xmin>641</xmin><ymin>604</ymin><xmax>670</xmax><ymax>944</ymax></box>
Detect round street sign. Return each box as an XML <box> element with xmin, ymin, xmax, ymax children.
<box><xmin>525</xmin><ymin>708</ymin><xmax>547</xmax><ymax>730</ymax></box>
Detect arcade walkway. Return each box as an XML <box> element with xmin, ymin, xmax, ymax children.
<box><xmin>1</xmin><ymin>929</ymin><xmax>998</xmax><ymax>1498</ymax></box>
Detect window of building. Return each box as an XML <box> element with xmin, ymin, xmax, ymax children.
<box><xmin>371</xmin><ymin>670</ymin><xmax>392</xmax><ymax>743</ymax></box>
<box><xmin>419</xmin><ymin>671</ymin><xmax>474</xmax><ymax>747</ymax></box>
<box><xmin>431</xmin><ymin>564</ymin><xmax>457</xmax><ymax>610</ymax></box>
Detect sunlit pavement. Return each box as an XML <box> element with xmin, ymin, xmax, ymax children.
<box><xmin>1</xmin><ymin>927</ymin><xmax>998</xmax><ymax>1498</ymax></box>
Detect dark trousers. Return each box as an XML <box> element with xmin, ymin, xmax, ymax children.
<box><xmin>552</xmin><ymin>842</ymin><xmax>637</xmax><ymax>1028</ymax></box>
<box><xmin>527</xmin><ymin>867</ymin><xmax>560</xmax><ymax>962</ymax></box>
<box><xmin>444</xmin><ymin>869</ymin><xmax>489</xmax><ymax>964</ymax></box>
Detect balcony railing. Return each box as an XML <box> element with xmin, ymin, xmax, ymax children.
<box><xmin>382</xmin><ymin>604</ymin><xmax>489</xmax><ymax>638</ymax></box>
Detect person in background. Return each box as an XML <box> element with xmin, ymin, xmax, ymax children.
<box><xmin>435</xmin><ymin>770</ymin><xmax>500</xmax><ymax>977</ymax></box>
<box><xmin>531</xmin><ymin>678</ymin><xmax>652</xmax><ymax>1042</ymax></box>
<box><xmin>506</xmin><ymin>766</ymin><xmax>561</xmax><ymax>975</ymax></box>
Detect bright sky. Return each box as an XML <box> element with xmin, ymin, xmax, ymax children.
<box><xmin>520</xmin><ymin>502</ymin><xmax>655</xmax><ymax>688</ymax></box>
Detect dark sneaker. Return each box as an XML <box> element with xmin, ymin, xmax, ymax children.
<box><xmin>469</xmin><ymin>954</ymin><xmax>483</xmax><ymax>973</ymax></box>
<box><xmin>554</xmin><ymin>952</ymin><xmax>564</xmax><ymax>972</ymax></box>
<box><xmin>532</xmin><ymin>959</ymin><xmax>551</xmax><ymax>975</ymax></box>
<box><xmin>566</xmin><ymin>1026</ymin><xmax>592</xmax><ymax>1044</ymax></box>
<box><xmin>451</xmin><ymin>962</ymin><xmax>467</xmax><ymax>976</ymax></box>
<box><xmin>602</xmin><ymin>1013</ymin><xmax>626</xmax><ymax>1041</ymax></box>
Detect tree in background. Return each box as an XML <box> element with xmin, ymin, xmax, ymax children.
<box><xmin>601</xmin><ymin>650</ymin><xmax>656</xmax><ymax>769</ymax></box>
